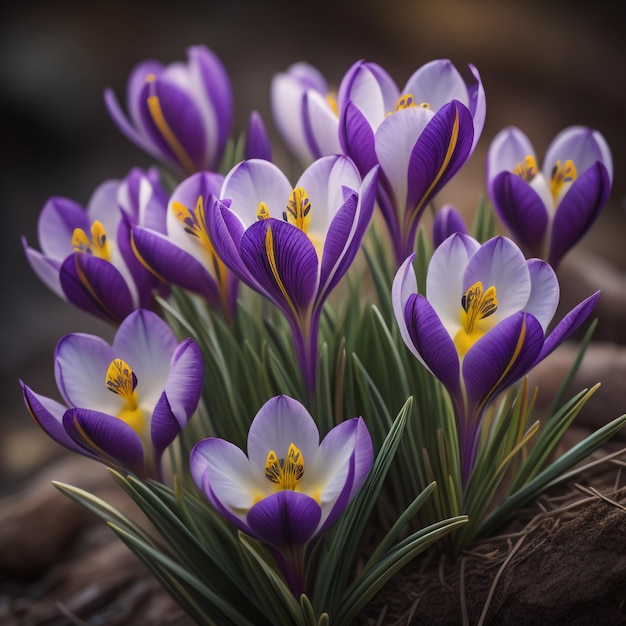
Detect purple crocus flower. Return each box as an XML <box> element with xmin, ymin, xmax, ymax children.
<box><xmin>208</xmin><ymin>156</ymin><xmax>378</xmax><ymax>394</ymax></box>
<box><xmin>339</xmin><ymin>59</ymin><xmax>486</xmax><ymax>265</ymax></box>
<box><xmin>21</xmin><ymin>309</ymin><xmax>203</xmax><ymax>480</ymax></box>
<box><xmin>432</xmin><ymin>204</ymin><xmax>468</xmax><ymax>248</ymax></box>
<box><xmin>190</xmin><ymin>395</ymin><xmax>373</xmax><ymax>596</ymax></box>
<box><xmin>393</xmin><ymin>234</ymin><xmax>599</xmax><ymax>485</ymax></box>
<box><xmin>23</xmin><ymin>168</ymin><xmax>169</xmax><ymax>325</ymax></box>
<box><xmin>131</xmin><ymin>171</ymin><xmax>239</xmax><ymax>321</ymax></box>
<box><xmin>487</xmin><ymin>125</ymin><xmax>613</xmax><ymax>268</ymax></box>
<box><xmin>271</xmin><ymin>62</ymin><xmax>342</xmax><ymax>166</ymax></box>
<box><xmin>105</xmin><ymin>45</ymin><xmax>233</xmax><ymax>177</ymax></box>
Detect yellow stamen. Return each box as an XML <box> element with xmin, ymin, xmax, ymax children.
<box><xmin>105</xmin><ymin>359</ymin><xmax>146</xmax><ymax>435</ymax></box>
<box><xmin>173</xmin><ymin>196</ymin><xmax>230</xmax><ymax>300</ymax></box>
<box><xmin>257</xmin><ymin>201</ymin><xmax>271</xmax><ymax>220</ymax></box>
<box><xmin>264</xmin><ymin>225</ymin><xmax>299</xmax><ymax>319</ymax></box>
<box><xmin>72</xmin><ymin>220</ymin><xmax>111</xmax><ymax>261</ymax></box>
<box><xmin>283</xmin><ymin>188</ymin><xmax>311</xmax><ymax>233</ymax></box>
<box><xmin>265</xmin><ymin>443</ymin><xmax>304</xmax><ymax>491</ymax></box>
<box><xmin>146</xmin><ymin>74</ymin><xmax>196</xmax><ymax>175</ymax></box>
<box><xmin>550</xmin><ymin>159</ymin><xmax>578</xmax><ymax>202</ymax></box>
<box><xmin>392</xmin><ymin>93</ymin><xmax>430</xmax><ymax>113</ymax></box>
<box><xmin>513</xmin><ymin>155</ymin><xmax>538</xmax><ymax>182</ymax></box>
<box><xmin>454</xmin><ymin>281</ymin><xmax>498</xmax><ymax>357</ymax></box>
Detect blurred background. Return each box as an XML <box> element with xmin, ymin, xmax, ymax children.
<box><xmin>2</xmin><ymin>0</ymin><xmax>625</xmax><ymax>493</ymax></box>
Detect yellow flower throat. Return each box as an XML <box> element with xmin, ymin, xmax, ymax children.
<box><xmin>454</xmin><ymin>281</ymin><xmax>498</xmax><ymax>357</ymax></box>
<box><xmin>265</xmin><ymin>443</ymin><xmax>304</xmax><ymax>491</ymax></box>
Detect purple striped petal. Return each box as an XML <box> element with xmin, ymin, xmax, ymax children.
<box><xmin>404</xmin><ymin>101</ymin><xmax>474</xmax><ymax>234</ymax></box>
<box><xmin>466</xmin><ymin>64</ymin><xmax>486</xmax><ymax>152</ymax></box>
<box><xmin>489</xmin><ymin>171</ymin><xmax>549</xmax><ymax>253</ymax></box>
<box><xmin>549</xmin><ymin>162</ymin><xmax>611</xmax><ymax>267</ymax></box>
<box><xmin>131</xmin><ymin>226</ymin><xmax>222</xmax><ymax>306</ymax></box>
<box><xmin>404</xmin><ymin>294</ymin><xmax>462</xmax><ymax>400</ymax></box>
<box><xmin>536</xmin><ymin>291</ymin><xmax>600</xmax><ymax>363</ymax></box>
<box><xmin>239</xmin><ymin>219</ymin><xmax>318</xmax><ymax>320</ymax></box>
<box><xmin>462</xmin><ymin>312</ymin><xmax>544</xmax><ymax>417</ymax></box>
<box><xmin>190</xmin><ymin>45</ymin><xmax>233</xmax><ymax>163</ymax></box>
<box><xmin>245</xmin><ymin>111</ymin><xmax>273</xmax><ymax>161</ymax></box>
<box><xmin>59</xmin><ymin>253</ymin><xmax>135</xmax><ymax>324</ymax></box>
<box><xmin>340</xmin><ymin>100</ymin><xmax>378</xmax><ymax>176</ymax></box>
<box><xmin>137</xmin><ymin>78</ymin><xmax>206</xmax><ymax>173</ymax></box>
<box><xmin>63</xmin><ymin>407</ymin><xmax>145</xmax><ymax>474</ymax></box>
<box><xmin>150</xmin><ymin>392</ymin><xmax>180</xmax><ymax>460</ymax></box>
<box><xmin>318</xmin><ymin>166</ymin><xmax>378</xmax><ymax>301</ymax></box>
<box><xmin>247</xmin><ymin>491</ymin><xmax>321</xmax><ymax>547</ymax></box>
<box><xmin>486</xmin><ymin>126</ymin><xmax>536</xmax><ymax>185</ymax></box>
<box><xmin>21</xmin><ymin>383</ymin><xmax>89</xmax><ymax>456</ymax></box>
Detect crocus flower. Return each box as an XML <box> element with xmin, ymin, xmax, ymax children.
<box><xmin>393</xmin><ymin>234</ymin><xmax>599</xmax><ymax>484</ymax></box>
<box><xmin>487</xmin><ymin>125</ymin><xmax>612</xmax><ymax>268</ymax></box>
<box><xmin>271</xmin><ymin>62</ymin><xmax>342</xmax><ymax>166</ymax></box>
<box><xmin>190</xmin><ymin>394</ymin><xmax>373</xmax><ymax>596</ymax></box>
<box><xmin>23</xmin><ymin>168</ymin><xmax>169</xmax><ymax>325</ymax></box>
<box><xmin>105</xmin><ymin>45</ymin><xmax>233</xmax><ymax>177</ymax></box>
<box><xmin>21</xmin><ymin>309</ymin><xmax>203</xmax><ymax>480</ymax></box>
<box><xmin>131</xmin><ymin>171</ymin><xmax>239</xmax><ymax>321</ymax></box>
<box><xmin>432</xmin><ymin>204</ymin><xmax>468</xmax><ymax>248</ymax></box>
<box><xmin>339</xmin><ymin>59</ymin><xmax>486</xmax><ymax>265</ymax></box>
<box><xmin>208</xmin><ymin>155</ymin><xmax>378</xmax><ymax>394</ymax></box>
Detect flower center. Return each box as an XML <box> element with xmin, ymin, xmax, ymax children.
<box><xmin>173</xmin><ymin>195</ymin><xmax>229</xmax><ymax>284</ymax></box>
<box><xmin>265</xmin><ymin>443</ymin><xmax>304</xmax><ymax>491</ymax></box>
<box><xmin>72</xmin><ymin>221</ymin><xmax>111</xmax><ymax>261</ymax></box>
<box><xmin>283</xmin><ymin>188</ymin><xmax>311</xmax><ymax>233</ymax></box>
<box><xmin>549</xmin><ymin>159</ymin><xmax>577</xmax><ymax>202</ymax></box>
<box><xmin>257</xmin><ymin>201</ymin><xmax>271</xmax><ymax>221</ymax></box>
<box><xmin>454</xmin><ymin>281</ymin><xmax>498</xmax><ymax>357</ymax></box>
<box><xmin>393</xmin><ymin>93</ymin><xmax>430</xmax><ymax>112</ymax></box>
<box><xmin>513</xmin><ymin>155</ymin><xmax>538</xmax><ymax>182</ymax></box>
<box><xmin>326</xmin><ymin>93</ymin><xmax>339</xmax><ymax>117</ymax></box>
<box><xmin>105</xmin><ymin>358</ymin><xmax>145</xmax><ymax>435</ymax></box>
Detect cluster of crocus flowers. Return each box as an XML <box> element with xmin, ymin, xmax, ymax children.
<box><xmin>23</xmin><ymin>167</ymin><xmax>170</xmax><ymax>325</ymax></box>
<box><xmin>21</xmin><ymin>310</ymin><xmax>203</xmax><ymax>480</ymax></box>
<box><xmin>131</xmin><ymin>170</ymin><xmax>239</xmax><ymax>321</ymax></box>
<box><xmin>104</xmin><ymin>45</ymin><xmax>234</xmax><ymax>177</ymax></box>
<box><xmin>339</xmin><ymin>59</ymin><xmax>486</xmax><ymax>266</ymax></box>
<box><xmin>207</xmin><ymin>155</ymin><xmax>378</xmax><ymax>393</ymax></box>
<box><xmin>393</xmin><ymin>234</ymin><xmax>600</xmax><ymax>484</ymax></box>
<box><xmin>190</xmin><ymin>394</ymin><xmax>374</xmax><ymax>596</ymax></box>
<box><xmin>486</xmin><ymin>125</ymin><xmax>613</xmax><ymax>268</ymax></box>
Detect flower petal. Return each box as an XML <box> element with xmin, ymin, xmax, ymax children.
<box><xmin>524</xmin><ymin>259</ymin><xmax>559</xmax><ymax>332</ymax></box>
<box><xmin>462</xmin><ymin>237</ymin><xmax>532</xmax><ymax>321</ymax></box>
<box><xmin>239</xmin><ymin>219</ymin><xmax>318</xmax><ymax>320</ymax></box>
<box><xmin>432</xmin><ymin>204</ymin><xmax>468</xmax><ymax>248</ymax></box>
<box><xmin>489</xmin><ymin>171</ymin><xmax>549</xmax><ymax>253</ymax></box>
<box><xmin>245</xmin><ymin>110</ymin><xmax>273</xmax><ymax>161</ymax></box>
<box><xmin>486</xmin><ymin>126</ymin><xmax>536</xmax><ymax>184</ymax></box>
<box><xmin>403</xmin><ymin>59</ymin><xmax>470</xmax><ymax>111</ymax></box>
<box><xmin>404</xmin><ymin>293</ymin><xmax>462</xmax><ymax>400</ymax></box>
<box><xmin>63</xmin><ymin>407</ymin><xmax>145</xmax><ymax>473</ymax></box>
<box><xmin>247</xmin><ymin>491</ymin><xmax>321</xmax><ymax>547</ymax></box>
<box><xmin>247</xmin><ymin>395</ymin><xmax>320</xmax><ymax>474</ymax></box>
<box><xmin>37</xmin><ymin>196</ymin><xmax>88</xmax><ymax>260</ymax></box>
<box><xmin>59</xmin><ymin>253</ymin><xmax>135</xmax><ymax>324</ymax></box>
<box><xmin>339</xmin><ymin>100</ymin><xmax>378</xmax><ymax>176</ymax></box>
<box><xmin>21</xmin><ymin>383</ymin><xmax>88</xmax><ymax>456</ymax></box>
<box><xmin>549</xmin><ymin>162</ymin><xmax>612</xmax><ymax>268</ymax></box>
<box><xmin>163</xmin><ymin>338</ymin><xmax>203</xmax><ymax>425</ymax></box>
